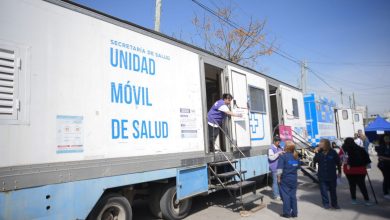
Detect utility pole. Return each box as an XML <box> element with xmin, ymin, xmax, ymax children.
<box><xmin>300</xmin><ymin>61</ymin><xmax>307</xmax><ymax>94</ymax></box>
<box><xmin>352</xmin><ymin>92</ymin><xmax>356</xmax><ymax>109</ymax></box>
<box><xmin>154</xmin><ymin>0</ymin><xmax>162</xmax><ymax>32</ymax></box>
<box><xmin>349</xmin><ymin>96</ymin><xmax>352</xmax><ymax>108</ymax></box>
<box><xmin>340</xmin><ymin>88</ymin><xmax>343</xmax><ymax>105</ymax></box>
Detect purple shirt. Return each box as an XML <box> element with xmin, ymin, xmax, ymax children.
<box><xmin>268</xmin><ymin>144</ymin><xmax>283</xmax><ymax>172</ymax></box>
<box><xmin>207</xmin><ymin>99</ymin><xmax>228</xmax><ymax>126</ymax></box>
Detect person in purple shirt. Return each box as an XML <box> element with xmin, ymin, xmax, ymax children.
<box><xmin>268</xmin><ymin>136</ymin><xmax>284</xmax><ymax>200</ymax></box>
<box><xmin>207</xmin><ymin>93</ymin><xmax>241</xmax><ymax>151</ymax></box>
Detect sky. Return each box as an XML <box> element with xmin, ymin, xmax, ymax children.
<box><xmin>74</xmin><ymin>0</ymin><xmax>390</xmax><ymax>115</ymax></box>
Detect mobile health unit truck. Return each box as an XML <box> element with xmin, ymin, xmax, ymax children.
<box><xmin>0</xmin><ymin>0</ymin><xmax>306</xmax><ymax>219</ymax></box>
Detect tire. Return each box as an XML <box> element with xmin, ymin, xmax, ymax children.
<box><xmin>88</xmin><ymin>193</ymin><xmax>132</xmax><ymax>220</ymax></box>
<box><xmin>148</xmin><ymin>186</ymin><xmax>163</xmax><ymax>218</ymax></box>
<box><xmin>160</xmin><ymin>184</ymin><xmax>192</xmax><ymax>220</ymax></box>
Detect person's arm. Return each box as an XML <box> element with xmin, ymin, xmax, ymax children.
<box><xmin>268</xmin><ymin>148</ymin><xmax>283</xmax><ymax>161</ymax></box>
<box><xmin>218</xmin><ymin>105</ymin><xmax>242</xmax><ymax>117</ymax></box>
<box><xmin>379</xmin><ymin>155</ymin><xmax>390</xmax><ymax>161</ymax></box>
<box><xmin>313</xmin><ymin>153</ymin><xmax>319</xmax><ymax>167</ymax></box>
<box><xmin>276</xmin><ymin>156</ymin><xmax>285</xmax><ymax>183</ymax></box>
<box><xmin>335</xmin><ymin>151</ymin><xmax>342</xmax><ymax>177</ymax></box>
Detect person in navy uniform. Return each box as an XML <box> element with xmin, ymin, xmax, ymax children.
<box><xmin>314</xmin><ymin>139</ymin><xmax>341</xmax><ymax>209</ymax></box>
<box><xmin>207</xmin><ymin>93</ymin><xmax>241</xmax><ymax>151</ymax></box>
<box><xmin>376</xmin><ymin>135</ymin><xmax>390</xmax><ymax>200</ymax></box>
<box><xmin>277</xmin><ymin>140</ymin><xmax>300</xmax><ymax>218</ymax></box>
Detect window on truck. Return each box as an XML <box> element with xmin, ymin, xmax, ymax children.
<box><xmin>292</xmin><ymin>98</ymin><xmax>299</xmax><ymax>118</ymax></box>
<box><xmin>249</xmin><ymin>86</ymin><xmax>266</xmax><ymax>113</ymax></box>
<box><xmin>342</xmin><ymin>110</ymin><xmax>348</xmax><ymax>120</ymax></box>
<box><xmin>354</xmin><ymin>114</ymin><xmax>360</xmax><ymax>122</ymax></box>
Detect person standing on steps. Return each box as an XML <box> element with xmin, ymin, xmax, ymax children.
<box><xmin>207</xmin><ymin>93</ymin><xmax>242</xmax><ymax>152</ymax></box>
<box><xmin>339</xmin><ymin>137</ymin><xmax>374</xmax><ymax>206</ymax></box>
<box><xmin>314</xmin><ymin>139</ymin><xmax>341</xmax><ymax>209</ymax></box>
<box><xmin>277</xmin><ymin>141</ymin><xmax>300</xmax><ymax>218</ymax></box>
<box><xmin>268</xmin><ymin>136</ymin><xmax>284</xmax><ymax>200</ymax></box>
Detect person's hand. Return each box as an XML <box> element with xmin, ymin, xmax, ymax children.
<box><xmin>314</xmin><ymin>147</ymin><xmax>320</xmax><ymax>153</ymax></box>
<box><xmin>279</xmin><ymin>151</ymin><xmax>285</xmax><ymax>155</ymax></box>
<box><xmin>277</xmin><ymin>176</ymin><xmax>281</xmax><ymax>184</ymax></box>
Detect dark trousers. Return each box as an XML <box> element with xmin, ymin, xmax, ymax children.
<box><xmin>280</xmin><ymin>183</ymin><xmax>298</xmax><ymax>216</ymax></box>
<box><xmin>346</xmin><ymin>174</ymin><xmax>369</xmax><ymax>201</ymax></box>
<box><xmin>379</xmin><ymin>167</ymin><xmax>390</xmax><ymax>195</ymax></box>
<box><xmin>208</xmin><ymin>125</ymin><xmax>219</xmax><ymax>152</ymax></box>
<box><xmin>319</xmin><ymin>179</ymin><xmax>338</xmax><ymax>207</ymax></box>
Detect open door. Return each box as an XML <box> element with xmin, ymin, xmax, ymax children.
<box><xmin>229</xmin><ymin>68</ymin><xmax>251</xmax><ymax>148</ymax></box>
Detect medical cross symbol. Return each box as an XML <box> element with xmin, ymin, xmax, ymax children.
<box><xmin>249</xmin><ymin>113</ymin><xmax>259</xmax><ymax>134</ymax></box>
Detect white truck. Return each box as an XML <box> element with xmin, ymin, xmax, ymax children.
<box><xmin>0</xmin><ymin>1</ymin><xmax>306</xmax><ymax>219</ymax></box>
<box><xmin>335</xmin><ymin>108</ymin><xmax>365</xmax><ymax>139</ymax></box>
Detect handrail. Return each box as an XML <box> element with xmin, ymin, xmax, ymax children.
<box><xmin>213</xmin><ymin>122</ymin><xmax>247</xmax><ymax>158</ymax></box>
<box><xmin>209</xmin><ymin>118</ymin><xmax>246</xmax><ymax>204</ymax></box>
<box><xmin>291</xmin><ymin>133</ymin><xmax>313</xmax><ymax>149</ymax></box>
<box><xmin>289</xmin><ymin>129</ymin><xmax>313</xmax><ymax>149</ymax></box>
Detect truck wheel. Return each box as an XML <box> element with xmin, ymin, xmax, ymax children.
<box><xmin>148</xmin><ymin>186</ymin><xmax>163</xmax><ymax>218</ymax></box>
<box><xmin>88</xmin><ymin>193</ymin><xmax>132</xmax><ymax>220</ymax></box>
<box><xmin>160</xmin><ymin>184</ymin><xmax>192</xmax><ymax>220</ymax></box>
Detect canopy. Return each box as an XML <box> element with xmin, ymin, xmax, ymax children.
<box><xmin>365</xmin><ymin>116</ymin><xmax>390</xmax><ymax>141</ymax></box>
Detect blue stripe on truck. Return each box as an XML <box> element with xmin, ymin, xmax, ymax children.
<box><xmin>0</xmin><ymin>168</ymin><xmax>177</xmax><ymax>220</ymax></box>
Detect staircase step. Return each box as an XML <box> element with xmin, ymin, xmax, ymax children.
<box><xmin>216</xmin><ymin>170</ymin><xmax>247</xmax><ymax>178</ymax></box>
<box><xmin>237</xmin><ymin>193</ymin><xmax>263</xmax><ymax>205</ymax></box>
<box><xmin>301</xmin><ymin>167</ymin><xmax>319</xmax><ymax>183</ymax></box>
<box><xmin>225</xmin><ymin>180</ymin><xmax>255</xmax><ymax>190</ymax></box>
<box><xmin>210</xmin><ymin>160</ymin><xmax>238</xmax><ymax>167</ymax></box>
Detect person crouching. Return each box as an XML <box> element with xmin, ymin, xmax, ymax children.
<box><xmin>277</xmin><ymin>140</ymin><xmax>300</xmax><ymax>218</ymax></box>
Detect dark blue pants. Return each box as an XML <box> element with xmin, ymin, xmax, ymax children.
<box><xmin>280</xmin><ymin>183</ymin><xmax>297</xmax><ymax>216</ymax></box>
<box><xmin>319</xmin><ymin>179</ymin><xmax>338</xmax><ymax>207</ymax></box>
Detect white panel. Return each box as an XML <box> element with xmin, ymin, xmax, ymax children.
<box><xmin>0</xmin><ymin>51</ymin><xmax>15</xmax><ymax>60</ymax></box>
<box><xmin>280</xmin><ymin>85</ymin><xmax>307</xmax><ymax>140</ymax></box>
<box><xmin>230</xmin><ymin>69</ymin><xmax>251</xmax><ymax>147</ymax></box>
<box><xmin>0</xmin><ymin>73</ymin><xmax>13</xmax><ymax>80</ymax></box>
<box><xmin>0</xmin><ymin>66</ymin><xmax>14</xmax><ymax>74</ymax></box>
<box><xmin>337</xmin><ymin>109</ymin><xmax>355</xmax><ymax>138</ymax></box>
<box><xmin>246</xmin><ymin>73</ymin><xmax>270</xmax><ymax>147</ymax></box>
<box><xmin>0</xmin><ymin>0</ymin><xmax>204</xmax><ymax>167</ymax></box>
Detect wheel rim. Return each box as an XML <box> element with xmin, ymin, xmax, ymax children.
<box><xmin>98</xmin><ymin>202</ymin><xmax>126</xmax><ymax>220</ymax></box>
<box><xmin>171</xmin><ymin>192</ymin><xmax>183</xmax><ymax>214</ymax></box>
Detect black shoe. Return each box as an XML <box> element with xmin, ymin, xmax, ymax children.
<box><xmin>332</xmin><ymin>205</ymin><xmax>341</xmax><ymax>209</ymax></box>
<box><xmin>280</xmin><ymin>214</ymin><xmax>291</xmax><ymax>218</ymax></box>
<box><xmin>291</xmin><ymin>214</ymin><xmax>298</xmax><ymax>218</ymax></box>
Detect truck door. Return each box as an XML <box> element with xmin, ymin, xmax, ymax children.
<box><xmin>229</xmin><ymin>68</ymin><xmax>251</xmax><ymax>148</ymax></box>
<box><xmin>336</xmin><ymin>109</ymin><xmax>355</xmax><ymax>138</ymax></box>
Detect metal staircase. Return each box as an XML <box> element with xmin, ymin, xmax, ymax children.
<box><xmin>291</xmin><ymin>130</ymin><xmax>319</xmax><ymax>183</ymax></box>
<box><xmin>208</xmin><ymin>123</ymin><xmax>263</xmax><ymax>210</ymax></box>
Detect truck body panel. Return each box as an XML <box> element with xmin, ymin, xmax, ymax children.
<box><xmin>304</xmin><ymin>94</ymin><xmax>337</xmax><ymax>146</ymax></box>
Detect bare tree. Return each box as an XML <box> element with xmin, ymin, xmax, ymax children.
<box><xmin>192</xmin><ymin>7</ymin><xmax>273</xmax><ymax>67</ymax></box>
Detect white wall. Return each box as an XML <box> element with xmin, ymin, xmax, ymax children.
<box><xmin>280</xmin><ymin>85</ymin><xmax>307</xmax><ymax>138</ymax></box>
<box><xmin>0</xmin><ymin>0</ymin><xmax>204</xmax><ymax>167</ymax></box>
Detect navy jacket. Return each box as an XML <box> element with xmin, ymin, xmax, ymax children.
<box><xmin>314</xmin><ymin>149</ymin><xmax>341</xmax><ymax>181</ymax></box>
<box><xmin>277</xmin><ymin>152</ymin><xmax>300</xmax><ymax>187</ymax></box>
